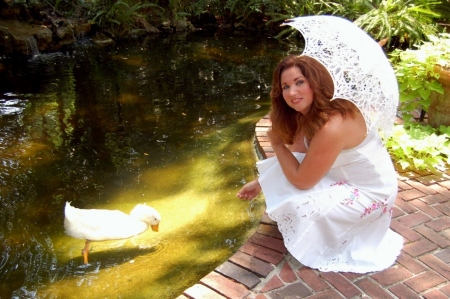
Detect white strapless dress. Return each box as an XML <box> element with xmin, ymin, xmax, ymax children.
<box><xmin>257</xmin><ymin>130</ymin><xmax>403</xmax><ymax>273</ymax></box>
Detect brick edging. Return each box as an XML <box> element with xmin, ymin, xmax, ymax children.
<box><xmin>178</xmin><ymin>115</ymin><xmax>450</xmax><ymax>299</ymax></box>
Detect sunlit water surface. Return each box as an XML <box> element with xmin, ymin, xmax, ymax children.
<box><xmin>0</xmin><ymin>32</ymin><xmax>302</xmax><ymax>298</ymax></box>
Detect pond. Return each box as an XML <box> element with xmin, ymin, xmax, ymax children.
<box><xmin>0</xmin><ymin>32</ymin><xmax>302</xmax><ymax>298</ymax></box>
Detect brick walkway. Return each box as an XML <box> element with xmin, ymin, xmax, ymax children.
<box><xmin>177</xmin><ymin>115</ymin><xmax>450</xmax><ymax>299</ymax></box>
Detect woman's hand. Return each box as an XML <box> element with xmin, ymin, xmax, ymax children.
<box><xmin>236</xmin><ymin>179</ymin><xmax>262</xmax><ymax>200</ymax></box>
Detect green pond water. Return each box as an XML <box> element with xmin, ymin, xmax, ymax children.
<box><xmin>0</xmin><ymin>32</ymin><xmax>302</xmax><ymax>298</ymax></box>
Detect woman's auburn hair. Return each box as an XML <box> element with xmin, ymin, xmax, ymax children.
<box><xmin>269</xmin><ymin>55</ymin><xmax>358</xmax><ymax>144</ymax></box>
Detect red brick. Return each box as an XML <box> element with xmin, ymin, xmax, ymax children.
<box><xmin>229</xmin><ymin>251</ymin><xmax>274</xmax><ymax>277</ymax></box>
<box><xmin>423</xmin><ymin>289</ymin><xmax>449</xmax><ymax>299</ymax></box>
<box><xmin>260</xmin><ymin>275</ymin><xmax>284</xmax><ymax>293</ymax></box>
<box><xmin>398</xmin><ymin>180</ymin><xmax>413</xmax><ymax>190</ymax></box>
<box><xmin>414</xmin><ymin>225</ymin><xmax>450</xmax><ymax>248</ymax></box>
<box><xmin>435</xmin><ymin>203</ymin><xmax>450</xmax><ymax>216</ymax></box>
<box><xmin>216</xmin><ymin>262</ymin><xmax>260</xmax><ymax>289</ymax></box>
<box><xmin>249</xmin><ymin>233</ymin><xmax>287</xmax><ymax>253</ymax></box>
<box><xmin>395</xmin><ymin>197</ymin><xmax>419</xmax><ymax>213</ymax></box>
<box><xmin>390</xmin><ymin>219</ymin><xmax>421</xmax><ymax>241</ymax></box>
<box><xmin>398</xmin><ymin>171</ymin><xmax>422</xmax><ymax>180</ymax></box>
<box><xmin>253</xmin><ymin>295</ymin><xmax>268</xmax><ymax>299</ymax></box>
<box><xmin>414</xmin><ymin>174</ymin><xmax>446</xmax><ymax>185</ymax></box>
<box><xmin>259</xmin><ymin>141</ymin><xmax>272</xmax><ymax>149</ymax></box>
<box><xmin>239</xmin><ymin>242</ymin><xmax>284</xmax><ymax>265</ymax></box>
<box><xmin>303</xmin><ymin>289</ymin><xmax>345</xmax><ymax>299</ymax></box>
<box><xmin>397</xmin><ymin>252</ymin><xmax>427</xmax><ymax>274</ymax></box>
<box><xmin>370</xmin><ymin>265</ymin><xmax>412</xmax><ymax>286</ymax></box>
<box><xmin>200</xmin><ymin>271</ymin><xmax>249</xmax><ymax>299</ymax></box>
<box><xmin>434</xmin><ymin>248</ymin><xmax>450</xmax><ymax>263</ymax></box>
<box><xmin>404</xmin><ymin>270</ymin><xmax>447</xmax><ymax>293</ymax></box>
<box><xmin>398</xmin><ymin>189</ymin><xmax>426</xmax><ymax>201</ymax></box>
<box><xmin>256</xmin><ymin>131</ymin><xmax>267</xmax><ymax>138</ymax></box>
<box><xmin>440</xmin><ymin>284</ymin><xmax>450</xmax><ymax>297</ymax></box>
<box><xmin>419</xmin><ymin>254</ymin><xmax>450</xmax><ymax>280</ymax></box>
<box><xmin>388</xmin><ymin>283</ymin><xmax>422</xmax><ymax>299</ymax></box>
<box><xmin>430</xmin><ymin>184</ymin><xmax>450</xmax><ymax>198</ymax></box>
<box><xmin>184</xmin><ymin>284</ymin><xmax>227</xmax><ymax>299</ymax></box>
<box><xmin>391</xmin><ymin>206</ymin><xmax>406</xmax><ymax>218</ymax></box>
<box><xmin>439</xmin><ymin>180</ymin><xmax>450</xmax><ymax>189</ymax></box>
<box><xmin>257</xmin><ymin>118</ymin><xmax>271</xmax><ymax>125</ymax></box>
<box><xmin>398</xmin><ymin>212</ymin><xmax>432</xmax><ymax>227</ymax></box>
<box><xmin>410</xmin><ymin>199</ymin><xmax>443</xmax><ymax>218</ymax></box>
<box><xmin>267</xmin><ymin>281</ymin><xmax>312</xmax><ymax>298</ymax></box>
<box><xmin>340</xmin><ymin>272</ymin><xmax>364</xmax><ymax>280</ymax></box>
<box><xmin>279</xmin><ymin>261</ymin><xmax>297</xmax><ymax>283</ymax></box>
<box><xmin>426</xmin><ymin>217</ymin><xmax>450</xmax><ymax>231</ymax></box>
<box><xmin>397</xmin><ymin>172</ymin><xmax>408</xmax><ymax>180</ymax></box>
<box><xmin>320</xmin><ymin>272</ymin><xmax>362</xmax><ymax>298</ymax></box>
<box><xmin>255</xmin><ymin>126</ymin><xmax>270</xmax><ymax>132</ymax></box>
<box><xmin>257</xmin><ymin>224</ymin><xmax>282</xmax><ymax>239</ymax></box>
<box><xmin>402</xmin><ymin>238</ymin><xmax>439</xmax><ymax>257</ymax></box>
<box><xmin>297</xmin><ymin>267</ymin><xmax>329</xmax><ymax>292</ymax></box>
<box><xmin>354</xmin><ymin>278</ymin><xmax>393</xmax><ymax>299</ymax></box>
<box><xmin>256</xmin><ymin>135</ymin><xmax>267</xmax><ymax>142</ymax></box>
<box><xmin>406</xmin><ymin>180</ymin><xmax>437</xmax><ymax>195</ymax></box>
<box><xmin>421</xmin><ymin>193</ymin><xmax>450</xmax><ymax>205</ymax></box>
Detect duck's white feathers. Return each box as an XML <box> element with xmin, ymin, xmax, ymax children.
<box><xmin>64</xmin><ymin>202</ymin><xmax>160</xmax><ymax>241</ymax></box>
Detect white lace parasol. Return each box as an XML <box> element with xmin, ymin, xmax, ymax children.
<box><xmin>284</xmin><ymin>15</ymin><xmax>399</xmax><ymax>136</ymax></box>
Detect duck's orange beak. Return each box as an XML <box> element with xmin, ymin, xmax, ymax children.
<box><xmin>151</xmin><ymin>224</ymin><xmax>159</xmax><ymax>232</ymax></box>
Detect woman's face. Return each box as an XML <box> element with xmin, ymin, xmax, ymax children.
<box><xmin>280</xmin><ymin>66</ymin><xmax>314</xmax><ymax>115</ymax></box>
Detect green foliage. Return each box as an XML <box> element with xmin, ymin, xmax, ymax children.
<box><xmin>390</xmin><ymin>33</ymin><xmax>450</xmax><ymax>122</ymax></box>
<box><xmin>385</xmin><ymin>123</ymin><xmax>450</xmax><ymax>173</ymax></box>
<box><xmin>354</xmin><ymin>0</ymin><xmax>441</xmax><ymax>47</ymax></box>
<box><xmin>54</xmin><ymin>0</ymin><xmax>62</xmax><ymax>10</ymax></box>
<box><xmin>12</xmin><ymin>0</ymin><xmax>42</xmax><ymax>5</ymax></box>
<box><xmin>435</xmin><ymin>1</ymin><xmax>450</xmax><ymax>20</ymax></box>
<box><xmin>241</xmin><ymin>0</ymin><xmax>372</xmax><ymax>38</ymax></box>
<box><xmin>90</xmin><ymin>0</ymin><xmax>163</xmax><ymax>35</ymax></box>
<box><xmin>17</xmin><ymin>0</ymin><xmax>442</xmax><ymax>47</ymax></box>
<box><xmin>389</xmin><ymin>49</ymin><xmax>443</xmax><ymax>121</ymax></box>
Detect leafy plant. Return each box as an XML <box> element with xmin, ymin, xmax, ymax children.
<box><xmin>91</xmin><ymin>0</ymin><xmax>163</xmax><ymax>35</ymax></box>
<box><xmin>390</xmin><ymin>33</ymin><xmax>450</xmax><ymax>123</ymax></box>
<box><xmin>385</xmin><ymin>123</ymin><xmax>450</xmax><ymax>173</ymax></box>
<box><xmin>254</xmin><ymin>0</ymin><xmax>372</xmax><ymax>38</ymax></box>
<box><xmin>390</xmin><ymin>50</ymin><xmax>443</xmax><ymax>122</ymax></box>
<box><xmin>354</xmin><ymin>0</ymin><xmax>441</xmax><ymax>47</ymax></box>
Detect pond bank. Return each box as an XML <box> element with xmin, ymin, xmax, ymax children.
<box><xmin>178</xmin><ymin>114</ymin><xmax>450</xmax><ymax>299</ymax></box>
<box><xmin>0</xmin><ymin>17</ymin><xmax>197</xmax><ymax>57</ymax></box>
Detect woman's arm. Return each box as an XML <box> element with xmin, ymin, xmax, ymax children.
<box><xmin>268</xmin><ymin>115</ymin><xmax>350</xmax><ymax>190</ymax></box>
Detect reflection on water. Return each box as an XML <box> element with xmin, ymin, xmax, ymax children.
<box><xmin>0</xmin><ymin>32</ymin><xmax>302</xmax><ymax>298</ymax></box>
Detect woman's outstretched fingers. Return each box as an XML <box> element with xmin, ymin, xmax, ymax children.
<box><xmin>237</xmin><ymin>179</ymin><xmax>261</xmax><ymax>200</ymax></box>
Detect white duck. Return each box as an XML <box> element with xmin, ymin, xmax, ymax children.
<box><xmin>64</xmin><ymin>202</ymin><xmax>161</xmax><ymax>264</ymax></box>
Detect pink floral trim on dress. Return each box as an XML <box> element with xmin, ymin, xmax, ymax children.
<box><xmin>330</xmin><ymin>181</ymin><xmax>360</xmax><ymax>206</ymax></box>
<box><xmin>361</xmin><ymin>198</ymin><xmax>393</xmax><ymax>219</ymax></box>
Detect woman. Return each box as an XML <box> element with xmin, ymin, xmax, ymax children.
<box><xmin>237</xmin><ymin>55</ymin><xmax>403</xmax><ymax>273</ymax></box>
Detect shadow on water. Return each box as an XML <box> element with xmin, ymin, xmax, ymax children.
<box><xmin>0</xmin><ymin>32</ymin><xmax>303</xmax><ymax>298</ymax></box>
<box><xmin>56</xmin><ymin>245</ymin><xmax>161</xmax><ymax>276</ymax></box>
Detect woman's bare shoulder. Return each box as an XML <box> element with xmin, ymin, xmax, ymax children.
<box><xmin>316</xmin><ymin>113</ymin><xmax>366</xmax><ymax>149</ymax></box>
